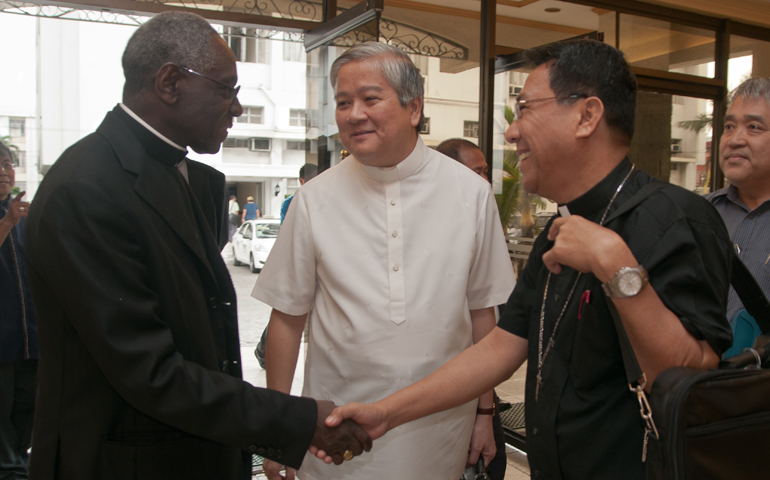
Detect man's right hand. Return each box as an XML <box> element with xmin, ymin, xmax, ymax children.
<box><xmin>309</xmin><ymin>400</ymin><xmax>373</xmax><ymax>465</ymax></box>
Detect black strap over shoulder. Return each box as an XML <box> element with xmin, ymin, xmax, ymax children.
<box><xmin>731</xmin><ymin>257</ymin><xmax>770</xmax><ymax>334</ymax></box>
<box><xmin>602</xmin><ymin>179</ymin><xmax>770</xmax><ymax>384</ymax></box>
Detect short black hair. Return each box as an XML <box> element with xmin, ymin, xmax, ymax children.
<box><xmin>436</xmin><ymin>138</ymin><xmax>480</xmax><ymax>163</ymax></box>
<box><xmin>299</xmin><ymin>164</ymin><xmax>319</xmax><ymax>182</ymax></box>
<box><xmin>525</xmin><ymin>39</ymin><xmax>637</xmax><ymax>144</ymax></box>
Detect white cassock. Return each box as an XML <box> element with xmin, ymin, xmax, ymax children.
<box><xmin>253</xmin><ymin>137</ymin><xmax>515</xmax><ymax>479</ymax></box>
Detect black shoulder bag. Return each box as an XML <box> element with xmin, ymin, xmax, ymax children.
<box><xmin>604</xmin><ymin>182</ymin><xmax>770</xmax><ymax>480</ymax></box>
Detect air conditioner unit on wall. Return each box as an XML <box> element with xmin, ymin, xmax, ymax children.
<box><xmin>671</xmin><ymin>144</ymin><xmax>681</xmax><ymax>153</ymax></box>
<box><xmin>509</xmin><ymin>85</ymin><xmax>522</xmax><ymax>97</ymax></box>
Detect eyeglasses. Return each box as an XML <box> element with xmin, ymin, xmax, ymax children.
<box><xmin>1</xmin><ymin>162</ymin><xmax>14</xmax><ymax>172</ymax></box>
<box><xmin>513</xmin><ymin>94</ymin><xmax>587</xmax><ymax>121</ymax></box>
<box><xmin>179</xmin><ymin>66</ymin><xmax>241</xmax><ymax>101</ymax></box>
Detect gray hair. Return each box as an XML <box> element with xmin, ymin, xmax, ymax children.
<box><xmin>330</xmin><ymin>42</ymin><xmax>425</xmax><ymax>131</ymax></box>
<box><xmin>122</xmin><ymin>12</ymin><xmax>220</xmax><ymax>97</ymax></box>
<box><xmin>729</xmin><ymin>77</ymin><xmax>770</xmax><ymax>107</ymax></box>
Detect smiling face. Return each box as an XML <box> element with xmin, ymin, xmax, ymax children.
<box><xmin>720</xmin><ymin>94</ymin><xmax>770</xmax><ymax>201</ymax></box>
<box><xmin>177</xmin><ymin>36</ymin><xmax>243</xmax><ymax>154</ymax></box>
<box><xmin>504</xmin><ymin>63</ymin><xmax>576</xmax><ymax>202</ymax></box>
<box><xmin>334</xmin><ymin>59</ymin><xmax>422</xmax><ymax>168</ymax></box>
<box><xmin>0</xmin><ymin>153</ymin><xmax>14</xmax><ymax>201</ymax></box>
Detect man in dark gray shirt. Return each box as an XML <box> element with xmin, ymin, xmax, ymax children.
<box><xmin>706</xmin><ymin>77</ymin><xmax>770</xmax><ymax>328</ymax></box>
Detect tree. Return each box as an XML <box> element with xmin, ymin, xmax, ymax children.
<box><xmin>495</xmin><ymin>106</ymin><xmax>546</xmax><ymax>277</ymax></box>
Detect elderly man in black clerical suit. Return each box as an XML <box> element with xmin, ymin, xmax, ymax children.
<box><xmin>23</xmin><ymin>12</ymin><xmax>369</xmax><ymax>480</ymax></box>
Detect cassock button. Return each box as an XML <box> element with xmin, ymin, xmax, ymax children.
<box><xmin>247</xmin><ymin>444</ymin><xmax>258</xmax><ymax>453</ymax></box>
<box><xmin>208</xmin><ymin>297</ymin><xmax>219</xmax><ymax>309</ymax></box>
<box><xmin>533</xmin><ymin>427</ymin><xmax>538</xmax><ymax>435</ymax></box>
<box><xmin>267</xmin><ymin>448</ymin><xmax>275</xmax><ymax>457</ymax></box>
<box><xmin>221</xmin><ymin>360</ymin><xmax>229</xmax><ymax>372</ymax></box>
<box><xmin>257</xmin><ymin>447</ymin><xmax>266</xmax><ymax>456</ymax></box>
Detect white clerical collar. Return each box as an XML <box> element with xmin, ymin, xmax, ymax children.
<box><xmin>119</xmin><ymin>103</ymin><xmax>188</xmax><ymax>153</ymax></box>
<box><xmin>356</xmin><ymin>136</ymin><xmax>427</xmax><ymax>183</ymax></box>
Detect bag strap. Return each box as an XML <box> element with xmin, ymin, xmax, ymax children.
<box><xmin>605</xmin><ymin>178</ymin><xmax>770</xmax><ymax>335</ymax></box>
<box><xmin>731</xmin><ymin>256</ymin><xmax>770</xmax><ymax>334</ymax></box>
<box><xmin>603</xmin><ymin>180</ymin><xmax>665</xmax><ymax>225</ymax></box>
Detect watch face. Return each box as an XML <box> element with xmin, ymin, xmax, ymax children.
<box><xmin>618</xmin><ymin>271</ymin><xmax>642</xmax><ymax>296</ymax></box>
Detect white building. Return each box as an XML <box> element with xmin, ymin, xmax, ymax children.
<box><xmin>0</xmin><ymin>13</ymin><xmax>308</xmax><ymax>218</ymax></box>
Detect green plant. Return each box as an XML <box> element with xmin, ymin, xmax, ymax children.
<box><xmin>495</xmin><ymin>106</ymin><xmax>546</xmax><ymax>234</ymax></box>
<box><xmin>495</xmin><ymin>106</ymin><xmax>547</xmax><ymax>277</ymax></box>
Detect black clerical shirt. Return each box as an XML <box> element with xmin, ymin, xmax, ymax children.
<box><xmin>498</xmin><ymin>158</ymin><xmax>733</xmax><ymax>480</ymax></box>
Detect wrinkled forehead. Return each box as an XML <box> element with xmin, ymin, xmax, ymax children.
<box><xmin>730</xmin><ymin>93</ymin><xmax>770</xmax><ymax>111</ymax></box>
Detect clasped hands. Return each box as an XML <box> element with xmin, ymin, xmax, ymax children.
<box><xmin>264</xmin><ymin>400</ymin><xmax>373</xmax><ymax>480</ymax></box>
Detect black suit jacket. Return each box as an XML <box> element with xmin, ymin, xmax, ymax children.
<box><xmin>24</xmin><ymin>106</ymin><xmax>316</xmax><ymax>479</ymax></box>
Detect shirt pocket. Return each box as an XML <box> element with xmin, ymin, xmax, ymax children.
<box><xmin>568</xmin><ymin>289</ymin><xmax>625</xmax><ymax>391</ymax></box>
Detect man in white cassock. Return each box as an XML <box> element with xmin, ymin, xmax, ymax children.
<box><xmin>252</xmin><ymin>42</ymin><xmax>515</xmax><ymax>480</ymax></box>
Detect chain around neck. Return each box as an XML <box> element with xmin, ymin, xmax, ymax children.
<box><xmin>535</xmin><ymin>164</ymin><xmax>636</xmax><ymax>401</ymax></box>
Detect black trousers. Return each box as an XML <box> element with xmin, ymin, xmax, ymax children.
<box><xmin>0</xmin><ymin>359</ymin><xmax>37</xmax><ymax>480</ymax></box>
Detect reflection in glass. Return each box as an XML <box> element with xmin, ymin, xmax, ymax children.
<box><xmin>619</xmin><ymin>14</ymin><xmax>715</xmax><ymax>78</ymax></box>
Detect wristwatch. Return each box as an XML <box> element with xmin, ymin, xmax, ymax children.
<box><xmin>602</xmin><ymin>265</ymin><xmax>649</xmax><ymax>298</ymax></box>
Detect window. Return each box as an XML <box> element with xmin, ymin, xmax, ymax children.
<box><xmin>287</xmin><ymin>140</ymin><xmax>307</xmax><ymax>150</ymax></box>
<box><xmin>283</xmin><ymin>38</ymin><xmax>304</xmax><ymax>62</ymax></box>
<box><xmin>225</xmin><ymin>28</ymin><xmax>269</xmax><ymax>64</ymax></box>
<box><xmin>463</xmin><ymin>121</ymin><xmax>479</xmax><ymax>138</ymax></box>
<box><xmin>420</xmin><ymin>117</ymin><xmax>431</xmax><ymax>135</ymax></box>
<box><xmin>671</xmin><ymin>139</ymin><xmax>682</xmax><ymax>154</ymax></box>
<box><xmin>250</xmin><ymin>138</ymin><xmax>271</xmax><ymax>151</ymax></box>
<box><xmin>223</xmin><ymin>137</ymin><xmax>271</xmax><ymax>151</ymax></box>
<box><xmin>255</xmin><ymin>37</ymin><xmax>270</xmax><ymax>64</ymax></box>
<box><xmin>224</xmin><ymin>138</ymin><xmax>250</xmax><ymax>148</ymax></box>
<box><xmin>9</xmin><ymin>118</ymin><xmax>24</xmax><ymax>138</ymax></box>
<box><xmin>289</xmin><ymin>109</ymin><xmax>306</xmax><ymax>127</ymax></box>
<box><xmin>238</xmin><ymin>106</ymin><xmax>264</xmax><ymax>124</ymax></box>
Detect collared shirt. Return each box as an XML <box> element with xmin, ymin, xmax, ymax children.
<box><xmin>498</xmin><ymin>159</ymin><xmax>733</xmax><ymax>480</ymax></box>
<box><xmin>1</xmin><ymin>195</ymin><xmax>37</xmax><ymax>363</ymax></box>
<box><xmin>253</xmin><ymin>137</ymin><xmax>515</xmax><ymax>479</ymax></box>
<box><xmin>119</xmin><ymin>103</ymin><xmax>189</xmax><ymax>182</ymax></box>
<box><xmin>705</xmin><ymin>184</ymin><xmax>770</xmax><ymax>323</ymax></box>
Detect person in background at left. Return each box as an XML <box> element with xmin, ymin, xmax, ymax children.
<box><xmin>280</xmin><ymin>163</ymin><xmax>318</xmax><ymax>224</ymax></box>
<box><xmin>0</xmin><ymin>143</ymin><xmax>37</xmax><ymax>480</ymax></box>
<box><xmin>228</xmin><ymin>194</ymin><xmax>240</xmax><ymax>242</ymax></box>
<box><xmin>437</xmin><ymin>138</ymin><xmax>489</xmax><ymax>180</ymax></box>
<box><xmin>436</xmin><ymin>137</ymin><xmax>506</xmax><ymax>480</ymax></box>
<box><xmin>242</xmin><ymin>195</ymin><xmax>260</xmax><ymax>223</ymax></box>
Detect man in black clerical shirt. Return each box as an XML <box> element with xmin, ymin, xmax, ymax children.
<box><xmin>23</xmin><ymin>11</ymin><xmax>369</xmax><ymax>479</ymax></box>
<box><xmin>325</xmin><ymin>40</ymin><xmax>733</xmax><ymax>480</ymax></box>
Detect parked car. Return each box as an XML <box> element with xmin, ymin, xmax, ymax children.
<box><xmin>231</xmin><ymin>218</ymin><xmax>281</xmax><ymax>273</ymax></box>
